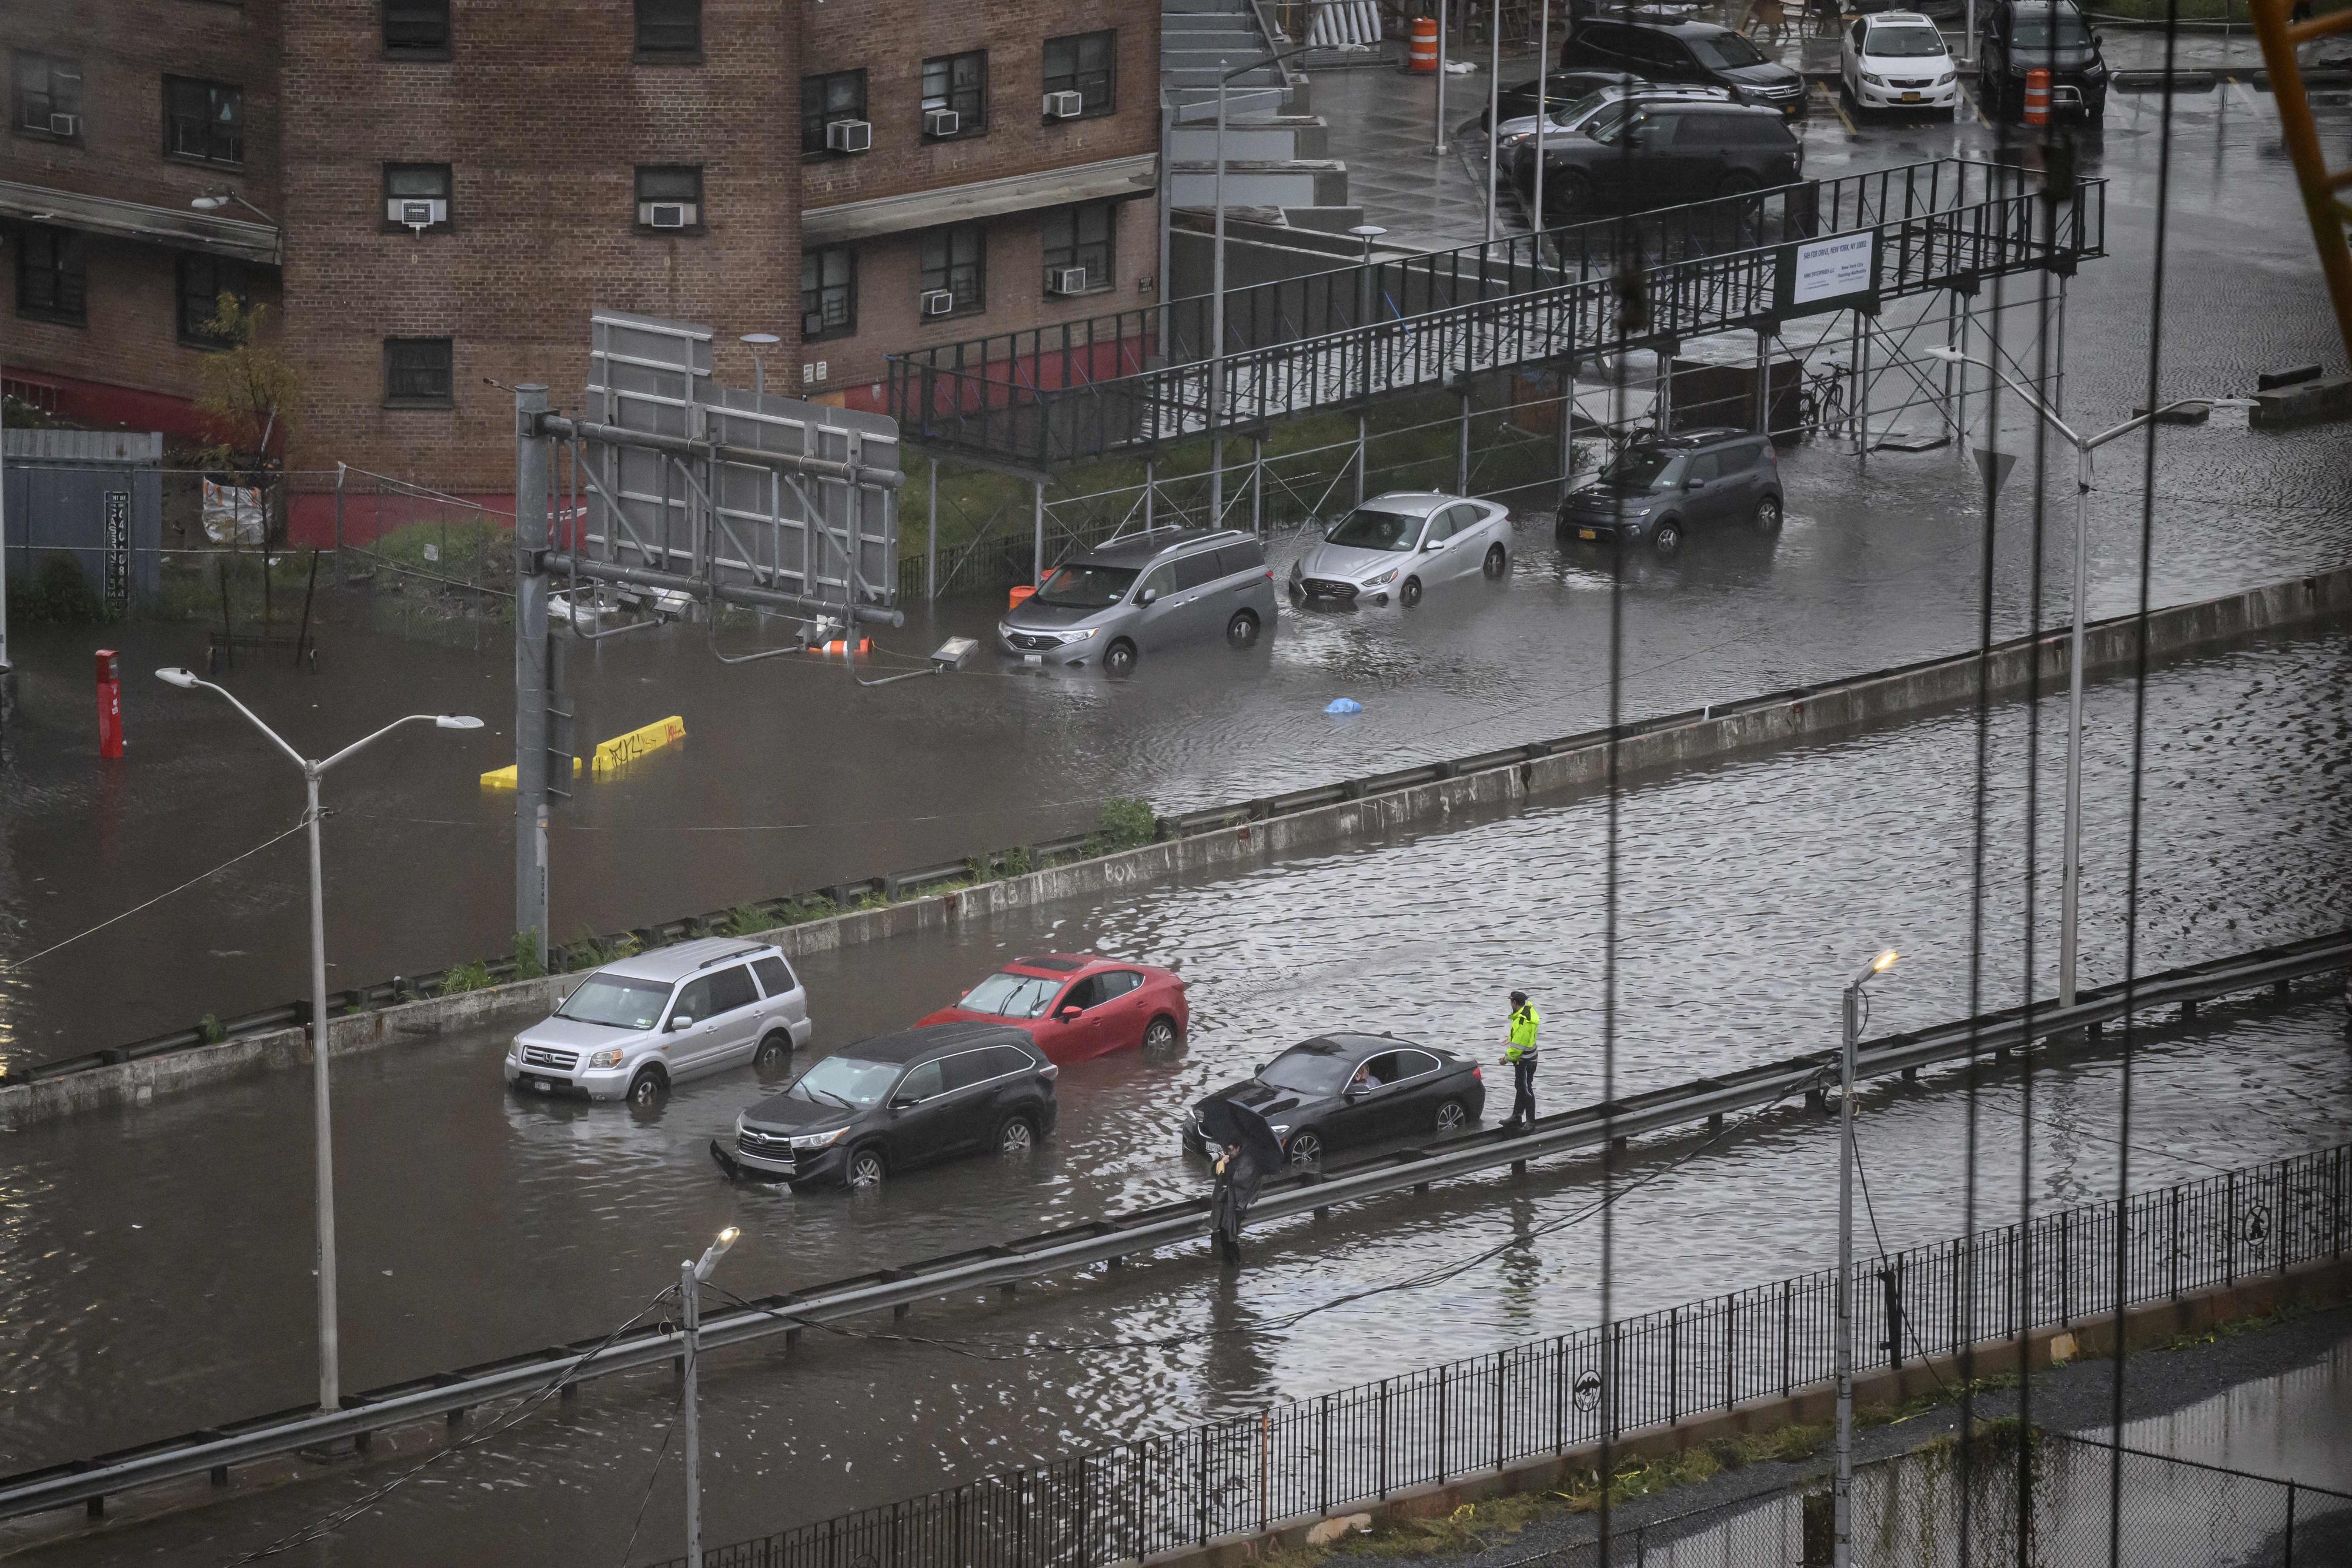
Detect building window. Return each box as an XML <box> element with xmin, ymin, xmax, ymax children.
<box><xmin>800</xmin><ymin>69</ymin><xmax>867</xmax><ymax>155</ymax></box>
<box><xmin>178</xmin><ymin>254</ymin><xmax>251</xmax><ymax>346</ymax></box>
<box><xmin>164</xmin><ymin>76</ymin><xmax>243</xmax><ymax>166</ymax></box>
<box><xmin>385</xmin><ymin>337</ymin><xmax>454</xmax><ymax>406</ymax></box>
<box><xmin>383</xmin><ymin>0</ymin><xmax>451</xmax><ymax>56</ymax></box>
<box><xmin>1043</xmin><ymin>31</ymin><xmax>1115</xmax><ymax>117</ymax></box>
<box><xmin>1042</xmin><ymin>202</ymin><xmax>1115</xmax><ymax>293</ymax></box>
<box><xmin>801</xmin><ymin>246</ymin><xmax>856</xmax><ymax>340</ymax></box>
<box><xmin>383</xmin><ymin>163</ymin><xmax>453</xmax><ymax>229</ymax></box>
<box><xmin>16</xmin><ymin>228</ymin><xmax>86</xmax><ymax>325</ymax></box>
<box><xmin>14</xmin><ymin>52</ymin><xmax>83</xmax><ymax>141</ymax></box>
<box><xmin>921</xmin><ymin>51</ymin><xmax>985</xmax><ymax>138</ymax></box>
<box><xmin>635</xmin><ymin>0</ymin><xmax>700</xmax><ymax>59</ymax></box>
<box><xmin>919</xmin><ymin>225</ymin><xmax>985</xmax><ymax>316</ymax></box>
<box><xmin>634</xmin><ymin>165</ymin><xmax>703</xmax><ymax>232</ymax></box>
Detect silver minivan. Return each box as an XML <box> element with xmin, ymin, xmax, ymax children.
<box><xmin>996</xmin><ymin>527</ymin><xmax>1278</xmax><ymax>677</ymax></box>
<box><xmin>503</xmin><ymin>938</ymin><xmax>813</xmax><ymax>1105</ymax></box>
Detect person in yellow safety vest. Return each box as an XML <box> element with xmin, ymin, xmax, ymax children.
<box><xmin>1500</xmin><ymin>990</ymin><xmax>1540</xmax><ymax>1131</ymax></box>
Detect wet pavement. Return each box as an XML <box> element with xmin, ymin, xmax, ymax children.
<box><xmin>2</xmin><ymin>628</ymin><xmax>2346</xmax><ymax>1565</ymax></box>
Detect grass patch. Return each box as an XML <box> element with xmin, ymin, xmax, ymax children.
<box><xmin>154</xmin><ymin>547</ymin><xmax>327</xmax><ymax>627</ymax></box>
<box><xmin>6</xmin><ymin>553</ymin><xmax>112</xmax><ymax>626</ymax></box>
<box><xmin>511</xmin><ymin>931</ymin><xmax>547</xmax><ymax>981</ymax></box>
<box><xmin>440</xmin><ymin>959</ymin><xmax>493</xmax><ymax>995</ymax></box>
<box><xmin>2153</xmin><ymin>1297</ymin><xmax>2323</xmax><ymax>1352</ymax></box>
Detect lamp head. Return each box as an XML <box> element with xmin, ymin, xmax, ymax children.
<box><xmin>1927</xmin><ymin>346</ymin><xmax>1967</xmax><ymax>365</ymax></box>
<box><xmin>1348</xmin><ymin>224</ymin><xmax>1388</xmax><ymax>239</ymax></box>
<box><xmin>190</xmin><ymin>195</ymin><xmax>229</xmax><ymax>211</ymax></box>
<box><xmin>435</xmin><ymin>714</ymin><xmax>486</xmax><ymax>730</ymax></box>
<box><xmin>156</xmin><ymin>667</ymin><xmax>201</xmax><ymax>689</ymax></box>
<box><xmin>739</xmin><ymin>332</ymin><xmax>781</xmax><ymax>347</ymax></box>
<box><xmin>693</xmin><ymin>1225</ymin><xmax>741</xmax><ymax>1281</ymax></box>
<box><xmin>1870</xmin><ymin>949</ymin><xmax>1899</xmax><ymax>975</ymax></box>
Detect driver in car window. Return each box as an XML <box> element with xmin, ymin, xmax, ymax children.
<box><xmin>1351</xmin><ymin>1062</ymin><xmax>1383</xmax><ymax>1092</ymax></box>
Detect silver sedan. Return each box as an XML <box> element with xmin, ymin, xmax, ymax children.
<box><xmin>1288</xmin><ymin>493</ymin><xmax>1512</xmax><ymax>609</ymax></box>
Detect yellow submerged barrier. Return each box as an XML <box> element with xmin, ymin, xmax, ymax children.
<box><xmin>480</xmin><ymin>715</ymin><xmax>686</xmax><ymax>788</ymax></box>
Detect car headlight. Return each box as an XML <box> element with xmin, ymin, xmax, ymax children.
<box><xmin>791</xmin><ymin>1126</ymin><xmax>849</xmax><ymax>1150</ymax></box>
<box><xmin>1362</xmin><ymin>569</ymin><xmax>1398</xmax><ymax>587</ymax></box>
<box><xmin>1269</xmin><ymin>1125</ymin><xmax>1291</xmax><ymax>1137</ymax></box>
<box><xmin>587</xmin><ymin>1048</ymin><xmax>624</xmax><ymax>1069</ymax></box>
<box><xmin>1059</xmin><ymin>627</ymin><xmax>1099</xmax><ymax>643</ymax></box>
<box><xmin>1862</xmin><ymin>72</ymin><xmax>1886</xmax><ymax>86</ymax></box>
<box><xmin>508</xmin><ymin>1039</ymin><xmax>523</xmax><ymax>1061</ymax></box>
<box><xmin>997</xmin><ymin>623</ymin><xmax>1014</xmax><ymax>639</ymax></box>
<box><xmin>1936</xmin><ymin>71</ymin><xmax>1956</xmax><ymax>85</ymax></box>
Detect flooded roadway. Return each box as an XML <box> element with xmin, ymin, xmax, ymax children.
<box><xmin>4</xmin><ymin>629</ymin><xmax>2345</xmax><ymax>1566</ymax></box>
<box><xmin>4</xmin><ymin>78</ymin><xmax>2351</xmax><ymax>1062</ymax></box>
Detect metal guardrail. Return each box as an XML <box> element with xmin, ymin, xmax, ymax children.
<box><xmin>1</xmin><ymin>929</ymin><xmax>2341</xmax><ymax>1524</ymax></box>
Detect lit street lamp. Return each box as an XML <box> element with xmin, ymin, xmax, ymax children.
<box><xmin>155</xmin><ymin>669</ymin><xmax>482</xmax><ymax>1412</ymax></box>
<box><xmin>682</xmin><ymin>1225</ymin><xmax>740</xmax><ymax>1567</ymax></box>
<box><xmin>1929</xmin><ymin>345</ymin><xmax>2251</xmax><ymax>1009</ymax></box>
<box><xmin>1833</xmin><ymin>947</ymin><xmax>1899</xmax><ymax>1568</ymax></box>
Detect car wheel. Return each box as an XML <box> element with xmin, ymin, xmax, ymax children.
<box><xmin>627</xmin><ymin>1068</ymin><xmax>667</xmax><ymax>1105</ymax></box>
<box><xmin>847</xmin><ymin>1146</ymin><xmax>886</xmax><ymax>1188</ymax></box>
<box><xmin>1103</xmin><ymin>639</ymin><xmax>1138</xmax><ymax>678</ymax></box>
<box><xmin>1752</xmin><ymin>495</ymin><xmax>1783</xmax><ymax>537</ymax></box>
<box><xmin>1142</xmin><ymin>1014</ymin><xmax>1181</xmax><ymax>1061</ymax></box>
<box><xmin>1399</xmin><ymin>576</ymin><xmax>1424</xmax><ymax>608</ymax></box>
<box><xmin>1715</xmin><ymin>170</ymin><xmax>1762</xmax><ymax>200</ymax></box>
<box><xmin>1225</xmin><ymin>608</ymin><xmax>1261</xmax><ymax>647</ymax></box>
<box><xmin>754</xmin><ymin>1030</ymin><xmax>793</xmax><ymax>1069</ymax></box>
<box><xmin>995</xmin><ymin>1115</ymin><xmax>1037</xmax><ymax>1158</ymax></box>
<box><xmin>1435</xmin><ymin>1098</ymin><xmax>1469</xmax><ymax>1135</ymax></box>
<box><xmin>1288</xmin><ymin>581</ymin><xmax>1305</xmax><ymax>605</ymax></box>
<box><xmin>1651</xmin><ymin>519</ymin><xmax>1684</xmax><ymax>559</ymax></box>
<box><xmin>1483</xmin><ymin>543</ymin><xmax>1508</xmax><ymax>580</ymax></box>
<box><xmin>1285</xmin><ymin>1129</ymin><xmax>1325</xmax><ymax>1166</ymax></box>
<box><xmin>1548</xmin><ymin>169</ymin><xmax>1595</xmax><ymax>220</ymax></box>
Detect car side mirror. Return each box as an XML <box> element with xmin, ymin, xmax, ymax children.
<box><xmin>1683</xmin><ymin>476</ymin><xmax>1703</xmax><ymax>490</ymax></box>
<box><xmin>1136</xmin><ymin>587</ymin><xmax>1158</xmax><ymax>606</ymax></box>
<box><xmin>668</xmin><ymin>1015</ymin><xmax>693</xmax><ymax>1031</ymax></box>
<box><xmin>1058</xmin><ymin>1005</ymin><xmax>1083</xmax><ymax>1020</ymax></box>
<box><xmin>890</xmin><ymin>1094</ymin><xmax>918</xmax><ymax>1109</ymax></box>
<box><xmin>1345</xmin><ymin>1081</ymin><xmax>1371</xmax><ymax>1099</ymax></box>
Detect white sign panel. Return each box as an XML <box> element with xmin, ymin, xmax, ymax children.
<box><xmin>1791</xmin><ymin>232</ymin><xmax>1876</xmax><ymax>307</ymax></box>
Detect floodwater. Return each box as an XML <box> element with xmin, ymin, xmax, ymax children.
<box><xmin>4</xmin><ymin>628</ymin><xmax>2345</xmax><ymax>1567</ymax></box>
<box><xmin>2</xmin><ymin>76</ymin><xmax>2350</xmax><ymax>1064</ymax></box>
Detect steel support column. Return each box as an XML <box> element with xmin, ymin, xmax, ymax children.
<box><xmin>512</xmin><ymin>385</ymin><xmax>552</xmax><ymax>965</ymax></box>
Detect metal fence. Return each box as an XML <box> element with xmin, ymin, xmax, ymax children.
<box><xmin>662</xmin><ymin>1142</ymin><xmax>2348</xmax><ymax>1568</ymax></box>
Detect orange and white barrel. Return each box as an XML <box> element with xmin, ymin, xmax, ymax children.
<box><xmin>2023</xmin><ymin>68</ymin><xmax>2050</xmax><ymax>125</ymax></box>
<box><xmin>1407</xmin><ymin>16</ymin><xmax>1439</xmax><ymax>72</ymax></box>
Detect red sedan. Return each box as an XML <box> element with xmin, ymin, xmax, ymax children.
<box><xmin>918</xmin><ymin>954</ymin><xmax>1188</xmax><ymax>1065</ymax></box>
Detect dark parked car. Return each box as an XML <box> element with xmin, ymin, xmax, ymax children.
<box><xmin>1467</xmin><ymin>68</ymin><xmax>1645</xmax><ymax>134</ymax></box>
<box><xmin>1529</xmin><ymin>101</ymin><xmax>1803</xmax><ymax>220</ymax></box>
<box><xmin>1561</xmin><ymin>17</ymin><xmax>1808</xmax><ymax>117</ymax></box>
<box><xmin>720</xmin><ymin>1022</ymin><xmax>1058</xmax><ymax>1189</ymax></box>
<box><xmin>1976</xmin><ymin>0</ymin><xmax>2109</xmax><ymax>120</ymax></box>
<box><xmin>1183</xmin><ymin>1034</ymin><xmax>1485</xmax><ymax>1166</ymax></box>
<box><xmin>1557</xmin><ymin>427</ymin><xmax>1784</xmax><ymax>557</ymax></box>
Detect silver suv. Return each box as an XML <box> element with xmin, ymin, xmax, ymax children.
<box><xmin>997</xmin><ymin>527</ymin><xmax>1278</xmax><ymax>677</ymax></box>
<box><xmin>503</xmin><ymin>938</ymin><xmax>813</xmax><ymax>1105</ymax></box>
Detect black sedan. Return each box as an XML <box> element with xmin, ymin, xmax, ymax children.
<box><xmin>716</xmin><ymin>1021</ymin><xmax>1058</xmax><ymax>1189</ymax></box>
<box><xmin>1465</xmin><ymin>69</ymin><xmax>1645</xmax><ymax>134</ymax></box>
<box><xmin>1183</xmin><ymin>1034</ymin><xmax>1485</xmax><ymax>1166</ymax></box>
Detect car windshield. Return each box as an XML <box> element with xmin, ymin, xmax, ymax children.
<box><xmin>1869</xmin><ymin>25</ymin><xmax>1949</xmax><ymax>55</ymax></box>
<box><xmin>1598</xmin><ymin>447</ymin><xmax>1689</xmax><ymax>491</ymax></box>
<box><xmin>958</xmin><ymin>971</ymin><xmax>1063</xmax><ymax>1019</ymax></box>
<box><xmin>787</xmin><ymin>1055</ymin><xmax>899</xmax><ymax>1109</ymax></box>
<box><xmin>1325</xmin><ymin>507</ymin><xmax>1424</xmax><ymax>551</ymax></box>
<box><xmin>1259</xmin><ymin>1047</ymin><xmax>1357</xmax><ymax>1098</ymax></box>
<box><xmin>1688</xmin><ymin>33</ymin><xmax>1768</xmax><ymax>68</ymax></box>
<box><xmin>2013</xmin><ymin>11</ymin><xmax>2093</xmax><ymax>46</ymax></box>
<box><xmin>1035</xmin><ymin>563</ymin><xmax>1140</xmax><ymax>609</ymax></box>
<box><xmin>556</xmin><ymin>973</ymin><xmax>672</xmax><ymax>1029</ymax></box>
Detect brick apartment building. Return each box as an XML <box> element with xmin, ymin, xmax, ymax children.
<box><xmin>3</xmin><ymin>0</ymin><xmax>1160</xmax><ymax>526</ymax></box>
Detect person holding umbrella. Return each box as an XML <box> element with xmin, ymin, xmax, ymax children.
<box><xmin>1195</xmin><ymin>1096</ymin><xmax>1285</xmax><ymax>1266</ymax></box>
<box><xmin>1501</xmin><ymin>989</ymin><xmax>1540</xmax><ymax>1131</ymax></box>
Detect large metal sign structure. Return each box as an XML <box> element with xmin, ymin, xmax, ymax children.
<box><xmin>508</xmin><ymin>309</ymin><xmax>906</xmax><ymax>959</ymax></box>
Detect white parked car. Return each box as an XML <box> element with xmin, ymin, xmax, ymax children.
<box><xmin>1840</xmin><ymin>13</ymin><xmax>1960</xmax><ymax>112</ymax></box>
<box><xmin>1289</xmin><ymin>492</ymin><xmax>1512</xmax><ymax>609</ymax></box>
<box><xmin>504</xmin><ymin>938</ymin><xmax>813</xmax><ymax>1104</ymax></box>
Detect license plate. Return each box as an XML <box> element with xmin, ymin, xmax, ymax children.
<box><xmin>1578</xmin><ymin>529</ymin><xmax>1598</xmax><ymax>541</ymax></box>
<box><xmin>1022</xmin><ymin>653</ymin><xmax>1042</xmax><ymax>664</ymax></box>
<box><xmin>1902</xmin><ymin>92</ymin><xmax>1922</xmax><ymax>102</ymax></box>
<box><xmin>532</xmin><ymin>1076</ymin><xmax>553</xmax><ymax>1094</ymax></box>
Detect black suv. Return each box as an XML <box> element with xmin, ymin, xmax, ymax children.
<box><xmin>718</xmin><ymin>1021</ymin><xmax>1058</xmax><ymax>1189</ymax></box>
<box><xmin>1977</xmin><ymin>0</ymin><xmax>2110</xmax><ymax>120</ymax></box>
<box><xmin>1556</xmin><ymin>427</ymin><xmax>1785</xmax><ymax>557</ymax></box>
<box><xmin>1531</xmin><ymin>101</ymin><xmax>1803</xmax><ymax>219</ymax></box>
<box><xmin>1560</xmin><ymin>17</ymin><xmax>1808</xmax><ymax>118</ymax></box>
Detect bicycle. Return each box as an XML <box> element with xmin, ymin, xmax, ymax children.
<box><xmin>1795</xmin><ymin>362</ymin><xmax>1850</xmax><ymax>441</ymax></box>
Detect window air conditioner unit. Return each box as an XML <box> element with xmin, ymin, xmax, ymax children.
<box><xmin>48</xmin><ymin>113</ymin><xmax>79</xmax><ymax>138</ymax></box>
<box><xmin>387</xmin><ymin>198</ymin><xmax>448</xmax><ymax>230</ymax></box>
<box><xmin>826</xmin><ymin>119</ymin><xmax>873</xmax><ymax>153</ymax></box>
<box><xmin>920</xmin><ymin>289</ymin><xmax>956</xmax><ymax>317</ymax></box>
<box><xmin>1046</xmin><ymin>266</ymin><xmax>1088</xmax><ymax>296</ymax></box>
<box><xmin>1043</xmin><ymin>91</ymin><xmax>1085</xmax><ymax>119</ymax></box>
<box><xmin>641</xmin><ymin>201</ymin><xmax>697</xmax><ymax>228</ymax></box>
<box><xmin>924</xmin><ymin>108</ymin><xmax>961</xmax><ymax>137</ymax></box>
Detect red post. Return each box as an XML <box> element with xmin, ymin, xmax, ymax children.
<box><xmin>95</xmin><ymin>648</ymin><xmax>124</xmax><ymax>758</ymax></box>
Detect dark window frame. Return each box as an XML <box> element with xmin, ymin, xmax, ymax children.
<box><xmin>15</xmin><ymin>226</ymin><xmax>86</xmax><ymax>326</ymax></box>
<box><xmin>634</xmin><ymin>0</ymin><xmax>703</xmax><ymax>63</ymax></box>
<box><xmin>176</xmin><ymin>253</ymin><xmax>252</xmax><ymax>347</ymax></box>
<box><xmin>633</xmin><ymin>164</ymin><xmax>705</xmax><ymax>235</ymax></box>
<box><xmin>801</xmin><ymin>244</ymin><xmax>856</xmax><ymax>341</ymax></box>
<box><xmin>381</xmin><ymin>162</ymin><xmax>454</xmax><ymax>232</ymax></box>
<box><xmin>918</xmin><ymin>223</ymin><xmax>985</xmax><ymax>317</ymax></box>
<box><xmin>1041</xmin><ymin>200</ymin><xmax>1116</xmax><ymax>295</ymax></box>
<box><xmin>800</xmin><ymin>69</ymin><xmax>868</xmax><ymax>156</ymax></box>
<box><xmin>163</xmin><ymin>75</ymin><xmax>243</xmax><ymax>167</ymax></box>
<box><xmin>382</xmin><ymin>0</ymin><xmax>452</xmax><ymax>59</ymax></box>
<box><xmin>1041</xmin><ymin>31</ymin><xmax>1116</xmax><ymax>118</ymax></box>
<box><xmin>383</xmin><ymin>336</ymin><xmax>455</xmax><ymax>408</ymax></box>
<box><xmin>14</xmin><ymin>51</ymin><xmax>84</xmax><ymax>142</ymax></box>
<box><xmin>920</xmin><ymin>50</ymin><xmax>987</xmax><ymax>139</ymax></box>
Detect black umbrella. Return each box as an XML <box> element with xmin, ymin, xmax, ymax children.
<box><xmin>1195</xmin><ymin>1096</ymin><xmax>1286</xmax><ymax>1173</ymax></box>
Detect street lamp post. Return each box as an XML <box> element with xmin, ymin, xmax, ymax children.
<box><xmin>1927</xmin><ymin>346</ymin><xmax>2247</xmax><ymax>1008</ymax></box>
<box><xmin>682</xmin><ymin>1225</ymin><xmax>740</xmax><ymax>1567</ymax></box>
<box><xmin>1834</xmin><ymin>948</ymin><xmax>1899</xmax><ymax>1568</ymax></box>
<box><xmin>739</xmin><ymin>333</ymin><xmax>780</xmax><ymax>399</ymax></box>
<box><xmin>155</xmin><ymin>669</ymin><xmax>482</xmax><ymax>1413</ymax></box>
<box><xmin>1349</xmin><ymin>224</ymin><xmax>1387</xmax><ymax>507</ymax></box>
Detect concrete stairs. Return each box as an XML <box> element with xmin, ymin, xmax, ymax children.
<box><xmin>1164</xmin><ymin>0</ymin><xmax>1358</xmax><ymax>225</ymax></box>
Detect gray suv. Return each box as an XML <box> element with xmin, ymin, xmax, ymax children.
<box><xmin>1556</xmin><ymin>427</ymin><xmax>1784</xmax><ymax>557</ymax></box>
<box><xmin>997</xmin><ymin>527</ymin><xmax>1278</xmax><ymax>677</ymax></box>
<box><xmin>503</xmin><ymin>937</ymin><xmax>813</xmax><ymax>1105</ymax></box>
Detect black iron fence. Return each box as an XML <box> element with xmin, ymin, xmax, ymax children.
<box><xmin>660</xmin><ymin>1142</ymin><xmax>2347</xmax><ymax>1568</ymax></box>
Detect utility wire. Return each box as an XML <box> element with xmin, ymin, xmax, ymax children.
<box><xmin>613</xmin><ymin>1418</ymin><xmax>677</xmax><ymax>1568</ymax></box>
<box><xmin>0</xmin><ymin>817</ymin><xmax>310</xmax><ymax>971</ymax></box>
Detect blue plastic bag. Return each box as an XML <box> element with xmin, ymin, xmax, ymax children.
<box><xmin>1324</xmin><ymin>698</ymin><xmax>1362</xmax><ymax>716</ymax></box>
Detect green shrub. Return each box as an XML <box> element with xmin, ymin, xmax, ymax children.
<box><xmin>721</xmin><ymin>904</ymin><xmax>774</xmax><ymax>938</ymax></box>
<box><xmin>1003</xmin><ymin>847</ymin><xmax>1032</xmax><ymax>877</ymax></box>
<box><xmin>199</xmin><ymin>1012</ymin><xmax>226</xmax><ymax>1044</ymax></box>
<box><xmin>7</xmin><ymin>553</ymin><xmax>105</xmax><ymax>625</ymax></box>
<box><xmin>441</xmin><ymin>959</ymin><xmax>493</xmax><ymax>995</ymax></box>
<box><xmin>1095</xmin><ymin>797</ymin><xmax>1158</xmax><ymax>850</ymax></box>
<box><xmin>512</xmin><ymin>930</ymin><xmax>547</xmax><ymax>981</ymax></box>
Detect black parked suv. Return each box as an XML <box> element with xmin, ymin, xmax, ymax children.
<box><xmin>719</xmin><ymin>1022</ymin><xmax>1058</xmax><ymax>1189</ymax></box>
<box><xmin>1556</xmin><ymin>427</ymin><xmax>1784</xmax><ymax>557</ymax></box>
<box><xmin>1561</xmin><ymin>17</ymin><xmax>1808</xmax><ymax>118</ymax></box>
<box><xmin>1977</xmin><ymin>0</ymin><xmax>2110</xmax><ymax>120</ymax></box>
<box><xmin>1531</xmin><ymin>101</ymin><xmax>1803</xmax><ymax>219</ymax></box>
<box><xmin>1185</xmin><ymin>1034</ymin><xmax>1485</xmax><ymax>1167</ymax></box>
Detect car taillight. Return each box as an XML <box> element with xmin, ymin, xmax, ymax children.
<box><xmin>1472</xmin><ymin>1065</ymin><xmax>1484</xmax><ymax>1081</ymax></box>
